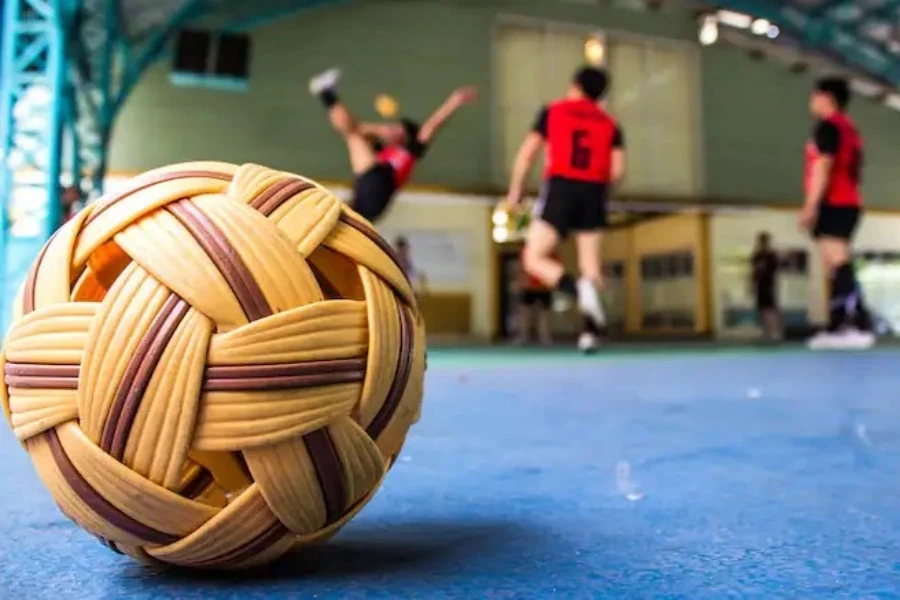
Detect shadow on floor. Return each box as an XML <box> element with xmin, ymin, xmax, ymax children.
<box><xmin>120</xmin><ymin>518</ymin><xmax>540</xmax><ymax>586</ymax></box>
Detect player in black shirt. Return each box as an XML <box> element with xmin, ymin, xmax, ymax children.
<box><xmin>750</xmin><ymin>232</ymin><xmax>781</xmax><ymax>341</ymax></box>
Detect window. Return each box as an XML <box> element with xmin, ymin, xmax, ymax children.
<box><xmin>606</xmin><ymin>39</ymin><xmax>700</xmax><ymax>196</ymax></box>
<box><xmin>171</xmin><ymin>29</ymin><xmax>252</xmax><ymax>90</ymax></box>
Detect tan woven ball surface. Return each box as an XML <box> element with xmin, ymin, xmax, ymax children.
<box><xmin>0</xmin><ymin>162</ymin><xmax>426</xmax><ymax>569</ymax></box>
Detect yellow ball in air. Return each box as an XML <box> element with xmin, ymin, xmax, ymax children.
<box><xmin>375</xmin><ymin>94</ymin><xmax>399</xmax><ymax>118</ymax></box>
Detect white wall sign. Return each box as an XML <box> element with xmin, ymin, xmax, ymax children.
<box><xmin>379</xmin><ymin>227</ymin><xmax>472</xmax><ymax>289</ymax></box>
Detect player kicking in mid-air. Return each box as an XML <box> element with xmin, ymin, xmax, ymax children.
<box><xmin>799</xmin><ymin>77</ymin><xmax>875</xmax><ymax>350</ymax></box>
<box><xmin>310</xmin><ymin>68</ymin><xmax>478</xmax><ymax>223</ymax></box>
<box><xmin>503</xmin><ymin>66</ymin><xmax>625</xmax><ymax>354</ymax></box>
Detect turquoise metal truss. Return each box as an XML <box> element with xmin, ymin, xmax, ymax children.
<box><xmin>67</xmin><ymin>0</ymin><xmax>347</xmax><ymax>200</ymax></box>
<box><xmin>0</xmin><ymin>0</ymin><xmax>208</xmax><ymax>327</ymax></box>
<box><xmin>0</xmin><ymin>0</ymin><xmax>350</xmax><ymax>327</ymax></box>
<box><xmin>716</xmin><ymin>0</ymin><xmax>900</xmax><ymax>87</ymax></box>
<box><xmin>0</xmin><ymin>0</ymin><xmax>71</xmax><ymax>328</ymax></box>
<box><xmin>69</xmin><ymin>0</ymin><xmax>209</xmax><ymax>199</ymax></box>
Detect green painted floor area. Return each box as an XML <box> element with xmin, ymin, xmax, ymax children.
<box><xmin>424</xmin><ymin>342</ymin><xmax>900</xmax><ymax>366</ymax></box>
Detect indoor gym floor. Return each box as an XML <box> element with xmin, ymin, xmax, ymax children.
<box><xmin>2</xmin><ymin>345</ymin><xmax>900</xmax><ymax>599</ymax></box>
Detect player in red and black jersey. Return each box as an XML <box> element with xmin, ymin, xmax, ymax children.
<box><xmin>310</xmin><ymin>68</ymin><xmax>477</xmax><ymax>222</ymax></box>
<box><xmin>800</xmin><ymin>77</ymin><xmax>874</xmax><ymax>350</ymax></box>
<box><xmin>503</xmin><ymin>66</ymin><xmax>626</xmax><ymax>353</ymax></box>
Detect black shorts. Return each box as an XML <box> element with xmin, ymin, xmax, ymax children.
<box><xmin>813</xmin><ymin>204</ymin><xmax>861</xmax><ymax>241</ymax></box>
<box><xmin>520</xmin><ymin>289</ymin><xmax>552</xmax><ymax>309</ymax></box>
<box><xmin>351</xmin><ymin>163</ymin><xmax>396</xmax><ymax>222</ymax></box>
<box><xmin>755</xmin><ymin>287</ymin><xmax>777</xmax><ymax>311</ymax></box>
<box><xmin>534</xmin><ymin>177</ymin><xmax>609</xmax><ymax>238</ymax></box>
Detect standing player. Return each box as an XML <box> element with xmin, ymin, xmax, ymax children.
<box><xmin>750</xmin><ymin>231</ymin><xmax>782</xmax><ymax>341</ymax></box>
<box><xmin>799</xmin><ymin>77</ymin><xmax>874</xmax><ymax>350</ymax></box>
<box><xmin>503</xmin><ymin>66</ymin><xmax>626</xmax><ymax>353</ymax></box>
<box><xmin>309</xmin><ymin>68</ymin><xmax>477</xmax><ymax>223</ymax></box>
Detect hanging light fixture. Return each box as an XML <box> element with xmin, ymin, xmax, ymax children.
<box><xmin>698</xmin><ymin>15</ymin><xmax>719</xmax><ymax>46</ymax></box>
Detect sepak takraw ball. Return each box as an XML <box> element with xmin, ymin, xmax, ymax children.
<box><xmin>0</xmin><ymin>162</ymin><xmax>425</xmax><ymax>569</ymax></box>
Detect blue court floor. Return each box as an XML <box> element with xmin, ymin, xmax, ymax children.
<box><xmin>3</xmin><ymin>346</ymin><xmax>900</xmax><ymax>599</ymax></box>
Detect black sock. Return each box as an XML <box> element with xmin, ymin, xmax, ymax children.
<box><xmin>830</xmin><ymin>262</ymin><xmax>871</xmax><ymax>332</ymax></box>
<box><xmin>582</xmin><ymin>316</ymin><xmax>600</xmax><ymax>335</ymax></box>
<box><xmin>318</xmin><ymin>89</ymin><xmax>339</xmax><ymax>108</ymax></box>
<box><xmin>828</xmin><ymin>265</ymin><xmax>851</xmax><ymax>331</ymax></box>
<box><xmin>557</xmin><ymin>274</ymin><xmax>577</xmax><ymax>298</ymax></box>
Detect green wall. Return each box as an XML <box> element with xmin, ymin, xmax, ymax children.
<box><xmin>109</xmin><ymin>0</ymin><xmax>900</xmax><ymax>207</ymax></box>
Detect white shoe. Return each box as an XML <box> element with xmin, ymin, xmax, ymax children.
<box><xmin>833</xmin><ymin>329</ymin><xmax>876</xmax><ymax>350</ymax></box>
<box><xmin>577</xmin><ymin>332</ymin><xmax>599</xmax><ymax>354</ymax></box>
<box><xmin>309</xmin><ymin>67</ymin><xmax>341</xmax><ymax>95</ymax></box>
<box><xmin>807</xmin><ymin>329</ymin><xmax>876</xmax><ymax>351</ymax></box>
<box><xmin>806</xmin><ymin>331</ymin><xmax>836</xmax><ymax>350</ymax></box>
<box><xmin>576</xmin><ymin>278</ymin><xmax>606</xmax><ymax>326</ymax></box>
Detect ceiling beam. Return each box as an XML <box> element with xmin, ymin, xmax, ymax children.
<box><xmin>715</xmin><ymin>0</ymin><xmax>898</xmax><ymax>85</ymax></box>
<box><xmin>807</xmin><ymin>0</ymin><xmax>850</xmax><ymax>19</ymax></box>
<box><xmin>857</xmin><ymin>0</ymin><xmax>900</xmax><ymax>21</ymax></box>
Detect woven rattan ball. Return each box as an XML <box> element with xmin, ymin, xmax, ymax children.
<box><xmin>0</xmin><ymin>162</ymin><xmax>426</xmax><ymax>569</ymax></box>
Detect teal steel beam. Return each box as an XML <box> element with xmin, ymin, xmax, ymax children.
<box><xmin>808</xmin><ymin>0</ymin><xmax>849</xmax><ymax>19</ymax></box>
<box><xmin>0</xmin><ymin>0</ymin><xmax>73</xmax><ymax>329</ymax></box>
<box><xmin>856</xmin><ymin>0</ymin><xmax>900</xmax><ymax>20</ymax></box>
<box><xmin>217</xmin><ymin>0</ymin><xmax>349</xmax><ymax>33</ymax></box>
<box><xmin>717</xmin><ymin>0</ymin><xmax>898</xmax><ymax>85</ymax></box>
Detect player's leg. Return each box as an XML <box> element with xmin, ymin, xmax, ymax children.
<box><xmin>808</xmin><ymin>206</ymin><xmax>873</xmax><ymax>350</ymax></box>
<box><xmin>513</xmin><ymin>292</ymin><xmax>533</xmax><ymax>345</ymax></box>
<box><xmin>309</xmin><ymin>68</ymin><xmax>376</xmax><ymax>175</ymax></box>
<box><xmin>536</xmin><ymin>293</ymin><xmax>553</xmax><ymax>346</ymax></box>
<box><xmin>768</xmin><ymin>309</ymin><xmax>783</xmax><ymax>340</ymax></box>
<box><xmin>575</xmin><ymin>229</ymin><xmax>605</xmax><ymax>315</ymax></box>
<box><xmin>350</xmin><ymin>165</ymin><xmax>396</xmax><ymax>223</ymax></box>
<box><xmin>570</xmin><ymin>182</ymin><xmax>609</xmax><ymax>353</ymax></box>
<box><xmin>573</xmin><ymin>230</ymin><xmax>605</xmax><ymax>353</ymax></box>
<box><xmin>522</xmin><ymin>220</ymin><xmax>563</xmax><ymax>283</ymax></box>
<box><xmin>761</xmin><ymin>307</ymin><xmax>780</xmax><ymax>340</ymax></box>
<box><xmin>755</xmin><ymin>286</ymin><xmax>779</xmax><ymax>340</ymax></box>
<box><xmin>821</xmin><ymin>237</ymin><xmax>872</xmax><ymax>330</ymax></box>
<box><xmin>523</xmin><ymin>179</ymin><xmax>587</xmax><ymax>316</ymax></box>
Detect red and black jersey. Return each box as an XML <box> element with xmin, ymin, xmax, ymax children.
<box><xmin>804</xmin><ymin>112</ymin><xmax>863</xmax><ymax>207</ymax></box>
<box><xmin>532</xmin><ymin>98</ymin><xmax>624</xmax><ymax>183</ymax></box>
<box><xmin>375</xmin><ymin>129</ymin><xmax>429</xmax><ymax>189</ymax></box>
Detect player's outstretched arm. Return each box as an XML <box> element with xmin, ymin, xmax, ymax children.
<box><xmin>418</xmin><ymin>86</ymin><xmax>478</xmax><ymax>144</ymax></box>
<box><xmin>504</xmin><ymin>132</ymin><xmax>543</xmax><ymax>210</ymax></box>
<box><xmin>503</xmin><ymin>106</ymin><xmax>548</xmax><ymax>210</ymax></box>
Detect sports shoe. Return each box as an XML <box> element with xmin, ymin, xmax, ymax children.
<box><xmin>807</xmin><ymin>328</ymin><xmax>876</xmax><ymax>351</ymax></box>
<box><xmin>309</xmin><ymin>67</ymin><xmax>341</xmax><ymax>95</ymax></box>
<box><xmin>576</xmin><ymin>277</ymin><xmax>606</xmax><ymax>326</ymax></box>
<box><xmin>577</xmin><ymin>332</ymin><xmax>599</xmax><ymax>354</ymax></box>
<box><xmin>806</xmin><ymin>331</ymin><xmax>835</xmax><ymax>350</ymax></box>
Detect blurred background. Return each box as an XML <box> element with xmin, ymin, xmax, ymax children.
<box><xmin>3</xmin><ymin>0</ymin><xmax>900</xmax><ymax>345</ymax></box>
